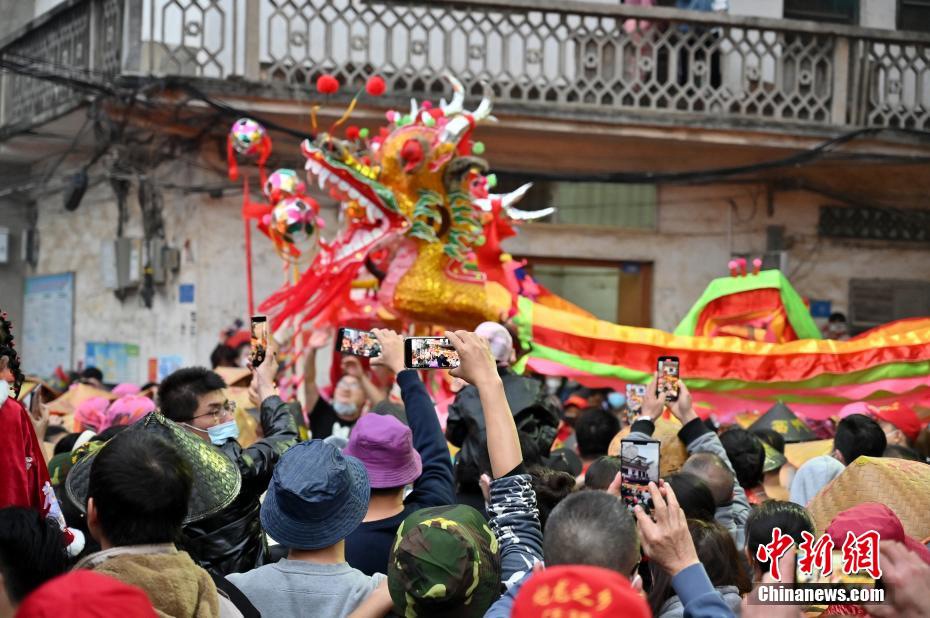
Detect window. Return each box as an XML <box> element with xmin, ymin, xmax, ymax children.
<box><xmin>496</xmin><ymin>173</ymin><xmax>657</xmax><ymax>229</ymax></box>
<box><xmin>849</xmin><ymin>279</ymin><xmax>930</xmax><ymax>331</ymax></box>
<box><xmin>784</xmin><ymin>0</ymin><xmax>858</xmax><ymax>24</ymax></box>
<box><xmin>818</xmin><ymin>205</ymin><xmax>930</xmax><ymax>243</ymax></box>
<box><xmin>899</xmin><ymin>0</ymin><xmax>930</xmax><ymax>32</ymax></box>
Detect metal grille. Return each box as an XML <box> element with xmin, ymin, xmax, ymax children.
<box><xmin>860</xmin><ymin>39</ymin><xmax>930</xmax><ymax>129</ymax></box>
<box><xmin>818</xmin><ymin>205</ymin><xmax>930</xmax><ymax>243</ymax></box>
<box><xmin>256</xmin><ymin>0</ymin><xmax>836</xmax><ymax>124</ymax></box>
<box><xmin>4</xmin><ymin>0</ymin><xmax>930</xmax><ymax>131</ymax></box>
<box><xmin>96</xmin><ymin>0</ymin><xmax>126</xmax><ymax>75</ymax></box>
<box><xmin>142</xmin><ymin>0</ymin><xmax>235</xmax><ymax>77</ymax></box>
<box><xmin>3</xmin><ymin>2</ymin><xmax>92</xmax><ymax>127</ymax></box>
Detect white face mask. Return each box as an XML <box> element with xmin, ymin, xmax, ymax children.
<box><xmin>333</xmin><ymin>400</ymin><xmax>359</xmax><ymax>419</ymax></box>
<box><xmin>0</xmin><ymin>380</ymin><xmax>9</xmax><ymax>407</ymax></box>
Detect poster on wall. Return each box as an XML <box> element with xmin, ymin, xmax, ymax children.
<box><xmin>21</xmin><ymin>272</ymin><xmax>75</xmax><ymax>378</ymax></box>
<box><xmin>85</xmin><ymin>342</ymin><xmax>141</xmax><ymax>385</ymax></box>
<box><xmin>157</xmin><ymin>355</ymin><xmax>184</xmax><ymax>381</ymax></box>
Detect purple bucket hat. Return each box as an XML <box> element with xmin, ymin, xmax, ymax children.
<box><xmin>343</xmin><ymin>413</ymin><xmax>422</xmax><ymax>488</ymax></box>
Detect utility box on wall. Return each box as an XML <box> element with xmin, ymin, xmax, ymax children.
<box><xmin>0</xmin><ymin>227</ymin><xmax>9</xmax><ymax>264</ymax></box>
<box><xmin>100</xmin><ymin>238</ymin><xmax>142</xmax><ymax>291</ymax></box>
<box><xmin>146</xmin><ymin>239</ymin><xmax>181</xmax><ymax>284</ymax></box>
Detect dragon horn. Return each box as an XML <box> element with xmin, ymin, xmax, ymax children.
<box><xmin>507</xmin><ymin>206</ymin><xmax>555</xmax><ymax>221</ymax></box>
<box><xmin>440</xmin><ymin>71</ymin><xmax>465</xmax><ymax>115</ymax></box>
<box><xmin>502</xmin><ymin>184</ymin><xmax>555</xmax><ymax>220</ymax></box>
<box><xmin>474</xmin><ymin>183</ymin><xmax>534</xmax><ymax>213</ymax></box>
<box><xmin>499</xmin><ymin>183</ymin><xmax>532</xmax><ymax>208</ymax></box>
<box><xmin>439</xmin><ymin>115</ymin><xmax>471</xmax><ymax>146</ymax></box>
<box><xmin>410</xmin><ymin>98</ymin><xmax>419</xmax><ymax>120</ymax></box>
<box><xmin>469</xmin><ymin>83</ymin><xmax>493</xmax><ymax>122</ymax></box>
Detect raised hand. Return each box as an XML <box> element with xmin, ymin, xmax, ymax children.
<box><xmin>669</xmin><ymin>380</ymin><xmax>697</xmax><ymax>424</ymax></box>
<box><xmin>445</xmin><ymin>330</ymin><xmax>499</xmax><ymax>389</ymax></box>
<box><xmin>865</xmin><ymin>541</ymin><xmax>930</xmax><ymax>618</ymax></box>
<box><xmin>250</xmin><ymin>334</ymin><xmax>279</xmax><ymax>402</ymax></box>
<box><xmin>633</xmin><ymin>480</ymin><xmax>699</xmax><ymax>577</ymax></box>
<box><xmin>307</xmin><ymin>329</ymin><xmax>332</xmax><ymax>351</ymax></box>
<box><xmin>641</xmin><ymin>373</ymin><xmax>667</xmax><ymax>422</ymax></box>
<box><xmin>370</xmin><ymin>328</ymin><xmax>405</xmax><ymax>375</ymax></box>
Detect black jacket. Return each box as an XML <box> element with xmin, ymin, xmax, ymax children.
<box><xmin>180</xmin><ymin>395</ymin><xmax>298</xmax><ymax>576</ymax></box>
<box><xmin>446</xmin><ymin>369</ymin><xmax>559</xmax><ymax>491</ymax></box>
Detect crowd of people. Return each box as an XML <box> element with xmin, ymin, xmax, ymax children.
<box><xmin>2</xmin><ymin>308</ymin><xmax>930</xmax><ymax>618</ymax></box>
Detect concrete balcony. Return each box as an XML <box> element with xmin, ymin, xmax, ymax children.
<box><xmin>2</xmin><ymin>0</ymin><xmax>930</xmax><ymax>139</ymax></box>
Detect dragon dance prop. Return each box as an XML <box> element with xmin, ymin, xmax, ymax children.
<box><xmin>228</xmin><ymin>73</ymin><xmax>930</xmax><ymax>424</ymax></box>
<box><xmin>514</xmin><ymin>292</ymin><xmax>930</xmax><ymax>421</ymax></box>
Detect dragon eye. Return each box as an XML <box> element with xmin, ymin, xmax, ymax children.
<box><xmin>400</xmin><ymin>139</ymin><xmax>425</xmax><ymax>172</ymax></box>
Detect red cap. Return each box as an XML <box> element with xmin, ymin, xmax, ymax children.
<box><xmin>224</xmin><ymin>330</ymin><xmax>251</xmax><ymax>349</ymax></box>
<box><xmin>563</xmin><ymin>395</ymin><xmax>589</xmax><ymax>410</ymax></box>
<box><xmin>869</xmin><ymin>402</ymin><xmax>922</xmax><ymax>442</ymax></box>
<box><xmin>16</xmin><ymin>571</ymin><xmax>157</xmax><ymax>617</ymax></box>
<box><xmin>511</xmin><ymin>565</ymin><xmax>650</xmax><ymax>618</ymax></box>
<box><xmin>826</xmin><ymin>502</ymin><xmax>930</xmax><ymax>566</ymax></box>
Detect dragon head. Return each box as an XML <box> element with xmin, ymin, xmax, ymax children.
<box><xmin>264</xmin><ymin>74</ymin><xmax>551</xmax><ymax>328</ymax></box>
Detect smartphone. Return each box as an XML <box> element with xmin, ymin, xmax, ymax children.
<box><xmin>620</xmin><ymin>438</ymin><xmax>661</xmax><ymax>512</ymax></box>
<box><xmin>626</xmin><ymin>384</ymin><xmax>647</xmax><ymax>413</ymax></box>
<box><xmin>657</xmin><ymin>356</ymin><xmax>680</xmax><ymax>402</ymax></box>
<box><xmin>404</xmin><ymin>337</ymin><xmax>460</xmax><ymax>369</ymax></box>
<box><xmin>337</xmin><ymin>327</ymin><xmax>382</xmax><ymax>358</ymax></box>
<box><xmin>250</xmin><ymin>315</ymin><xmax>268</xmax><ymax>367</ymax></box>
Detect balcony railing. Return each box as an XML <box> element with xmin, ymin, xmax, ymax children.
<box><xmin>2</xmin><ymin>0</ymin><xmax>930</xmax><ymax>133</ymax></box>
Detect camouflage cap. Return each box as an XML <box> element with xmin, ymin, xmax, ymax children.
<box><xmin>388</xmin><ymin>504</ymin><xmax>501</xmax><ymax>618</ymax></box>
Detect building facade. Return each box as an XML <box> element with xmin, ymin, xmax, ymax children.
<box><xmin>1</xmin><ymin>0</ymin><xmax>929</xmax><ymax>381</ymax></box>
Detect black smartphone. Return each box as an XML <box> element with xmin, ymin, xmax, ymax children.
<box><xmin>657</xmin><ymin>355</ymin><xmax>680</xmax><ymax>402</ymax></box>
<box><xmin>404</xmin><ymin>337</ymin><xmax>460</xmax><ymax>369</ymax></box>
<box><xmin>337</xmin><ymin>327</ymin><xmax>382</xmax><ymax>358</ymax></box>
<box><xmin>620</xmin><ymin>438</ymin><xmax>661</xmax><ymax>512</ymax></box>
<box><xmin>250</xmin><ymin>315</ymin><xmax>268</xmax><ymax>367</ymax></box>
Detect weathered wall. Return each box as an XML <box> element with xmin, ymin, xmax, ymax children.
<box><xmin>0</xmin><ymin>0</ymin><xmax>36</xmax><ymax>39</ymax></box>
<box><xmin>0</xmin><ymin>199</ymin><xmax>29</xmax><ymax>331</ymax></box>
<box><xmin>860</xmin><ymin>0</ymin><xmax>897</xmax><ymax>29</ymax></box>
<box><xmin>32</xmin><ymin>152</ymin><xmax>338</xmax><ymax>380</ymax></box>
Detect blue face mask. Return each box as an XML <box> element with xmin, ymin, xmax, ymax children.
<box><xmin>206</xmin><ymin>419</ymin><xmax>240</xmax><ymax>445</ymax></box>
<box><xmin>607</xmin><ymin>392</ymin><xmax>626</xmax><ymax>409</ymax></box>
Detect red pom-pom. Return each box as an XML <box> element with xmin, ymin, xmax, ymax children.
<box><xmin>346</xmin><ymin>125</ymin><xmax>360</xmax><ymax>140</ymax></box>
<box><xmin>316</xmin><ymin>74</ymin><xmax>339</xmax><ymax>95</ymax></box>
<box><xmin>365</xmin><ymin>75</ymin><xmax>386</xmax><ymax>97</ymax></box>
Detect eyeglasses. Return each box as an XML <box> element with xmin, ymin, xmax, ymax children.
<box><xmin>191</xmin><ymin>399</ymin><xmax>236</xmax><ymax>423</ymax></box>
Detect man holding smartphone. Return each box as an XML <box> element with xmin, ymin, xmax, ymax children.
<box><xmin>628</xmin><ymin>371</ymin><xmax>751</xmax><ymax>549</ymax></box>
<box><xmin>156</xmin><ymin>339</ymin><xmax>299</xmax><ymax>576</ymax></box>
<box><xmin>445</xmin><ymin>322</ymin><xmax>560</xmax><ymax>513</ymax></box>
<box><xmin>302</xmin><ymin>331</ymin><xmax>385</xmax><ymax>441</ymax></box>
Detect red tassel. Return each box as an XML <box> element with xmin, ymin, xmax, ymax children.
<box><xmin>242</xmin><ymin>177</ymin><xmax>255</xmax><ymax>315</ymax></box>
<box><xmin>257</xmin><ymin>134</ymin><xmax>273</xmax><ymax>188</ymax></box>
<box><xmin>227</xmin><ymin>137</ymin><xmax>239</xmax><ymax>181</ymax></box>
